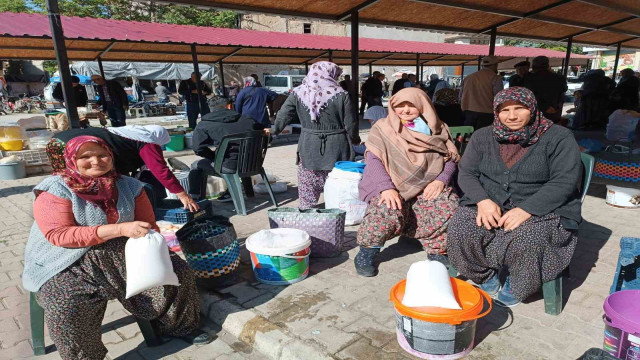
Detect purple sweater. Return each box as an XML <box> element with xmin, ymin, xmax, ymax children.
<box><xmin>359</xmin><ymin>152</ymin><xmax>457</xmax><ymax>203</ymax></box>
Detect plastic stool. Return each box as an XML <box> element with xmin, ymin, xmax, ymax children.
<box><xmin>30</xmin><ymin>292</ymin><xmax>162</xmax><ymax>355</ymax></box>
<box><xmin>128</xmin><ymin>107</ymin><xmax>147</xmax><ymax>118</ymax></box>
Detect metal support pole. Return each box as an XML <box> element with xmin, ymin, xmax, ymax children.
<box><xmin>46</xmin><ymin>0</ymin><xmax>79</xmax><ymax>128</ymax></box>
<box><xmin>420</xmin><ymin>64</ymin><xmax>424</xmax><ymax>84</ymax></box>
<box><xmin>305</xmin><ymin>62</ymin><xmax>309</xmax><ymax>74</ymax></box>
<box><xmin>489</xmin><ymin>27</ymin><xmax>497</xmax><ymax>56</ymax></box>
<box><xmin>477</xmin><ymin>56</ymin><xmax>481</xmax><ymax>71</ymax></box>
<box><xmin>218</xmin><ymin>60</ymin><xmax>225</xmax><ymax>97</ymax></box>
<box><xmin>415</xmin><ymin>54</ymin><xmax>420</xmax><ymax>82</ymax></box>
<box><xmin>351</xmin><ymin>10</ymin><xmax>360</xmax><ymax>122</ymax></box>
<box><xmin>461</xmin><ymin>63</ymin><xmax>465</xmax><ymax>83</ymax></box>
<box><xmin>97</xmin><ymin>57</ymin><xmax>105</xmax><ymax>79</ymax></box>
<box><xmin>563</xmin><ymin>36</ymin><xmax>573</xmax><ymax>78</ymax></box>
<box><xmin>190</xmin><ymin>43</ymin><xmax>203</xmax><ymax>129</ymax></box>
<box><xmin>368</xmin><ymin>63</ymin><xmax>372</xmax><ymax>75</ymax></box>
<box><xmin>329</xmin><ymin>50</ymin><xmax>333</xmax><ymax>63</ymax></box>
<box><xmin>612</xmin><ymin>42</ymin><xmax>622</xmax><ymax>80</ymax></box>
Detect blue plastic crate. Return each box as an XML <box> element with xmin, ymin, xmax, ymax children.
<box><xmin>610</xmin><ymin>237</ymin><xmax>640</xmax><ymax>293</ymax></box>
<box><xmin>155</xmin><ymin>199</ymin><xmax>212</xmax><ymax>224</ymax></box>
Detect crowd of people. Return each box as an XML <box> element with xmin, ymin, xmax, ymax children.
<box><xmin>23</xmin><ymin>57</ymin><xmax>640</xmax><ymax>358</ymax></box>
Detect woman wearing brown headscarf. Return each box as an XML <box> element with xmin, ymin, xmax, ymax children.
<box><xmin>355</xmin><ymin>88</ymin><xmax>460</xmax><ymax>277</ymax></box>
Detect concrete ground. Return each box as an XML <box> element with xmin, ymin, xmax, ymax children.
<box><xmin>0</xmin><ymin>116</ymin><xmax>635</xmax><ymax>359</ymax></box>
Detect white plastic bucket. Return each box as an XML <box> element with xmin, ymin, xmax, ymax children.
<box><xmin>606</xmin><ymin>185</ymin><xmax>640</xmax><ymax>209</ymax></box>
<box><xmin>245</xmin><ymin>229</ymin><xmax>311</xmax><ymax>285</ymax></box>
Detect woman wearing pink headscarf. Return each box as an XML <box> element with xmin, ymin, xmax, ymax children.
<box><xmin>274</xmin><ymin>61</ymin><xmax>361</xmax><ymax>209</ymax></box>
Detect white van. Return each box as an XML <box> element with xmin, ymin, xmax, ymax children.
<box><xmin>263</xmin><ymin>75</ymin><xmax>305</xmax><ymax>94</ymax></box>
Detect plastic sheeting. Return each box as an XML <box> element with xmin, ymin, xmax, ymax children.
<box><xmin>70</xmin><ymin>61</ymin><xmax>216</xmax><ymax>81</ymax></box>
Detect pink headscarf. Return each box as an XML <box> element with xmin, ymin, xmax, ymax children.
<box><xmin>60</xmin><ymin>136</ymin><xmax>120</xmax><ymax>218</ymax></box>
<box><xmin>293</xmin><ymin>61</ymin><xmax>346</xmax><ymax>122</ymax></box>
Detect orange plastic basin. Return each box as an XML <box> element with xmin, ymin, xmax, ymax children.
<box><xmin>390</xmin><ymin>278</ymin><xmax>492</xmax><ymax>325</ymax></box>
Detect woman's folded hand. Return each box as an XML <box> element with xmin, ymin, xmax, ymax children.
<box><xmin>378</xmin><ymin>189</ymin><xmax>403</xmax><ymax>210</ymax></box>
<box><xmin>423</xmin><ymin>180</ymin><xmax>445</xmax><ymax>200</ymax></box>
<box><xmin>118</xmin><ymin>221</ymin><xmax>152</xmax><ymax>239</ymax></box>
<box><xmin>476</xmin><ymin>199</ymin><xmax>502</xmax><ymax>230</ymax></box>
<box><xmin>498</xmin><ymin>207</ymin><xmax>532</xmax><ymax>232</ymax></box>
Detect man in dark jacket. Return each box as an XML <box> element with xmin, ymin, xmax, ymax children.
<box><xmin>392</xmin><ymin>73</ymin><xmax>408</xmax><ymax>95</ymax></box>
<box><xmin>615</xmin><ymin>68</ymin><xmax>640</xmax><ymax>110</ymax></box>
<box><xmin>508</xmin><ymin>61</ymin><xmax>530</xmax><ymax>88</ymax></box>
<box><xmin>179</xmin><ymin>72</ymin><xmax>212</xmax><ymax>128</ymax></box>
<box><xmin>235</xmin><ymin>76</ymin><xmax>277</xmax><ymax>128</ymax></box>
<box><xmin>91</xmin><ymin>74</ymin><xmax>128</xmax><ymax>127</ymax></box>
<box><xmin>523</xmin><ymin>56</ymin><xmax>567</xmax><ymax>123</ymax></box>
<box><xmin>191</xmin><ymin>107</ymin><xmax>263</xmax><ymax>201</ymax></box>
<box><xmin>363</xmin><ymin>71</ymin><xmax>383</xmax><ymax>108</ymax></box>
<box><xmin>53</xmin><ymin>75</ymin><xmax>88</xmax><ymax>108</ymax></box>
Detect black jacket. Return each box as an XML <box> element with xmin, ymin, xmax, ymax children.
<box><xmin>178</xmin><ymin>79</ymin><xmax>212</xmax><ymax>103</ymax></box>
<box><xmin>192</xmin><ymin>108</ymin><xmax>262</xmax><ymax>171</ymax></box>
<box><xmin>53</xmin><ymin>83</ymin><xmax>88</xmax><ymax>107</ymax></box>
<box><xmin>362</xmin><ymin>77</ymin><xmax>383</xmax><ymax>98</ymax></box>
<box><xmin>95</xmin><ymin>80</ymin><xmax>128</xmax><ymax>109</ymax></box>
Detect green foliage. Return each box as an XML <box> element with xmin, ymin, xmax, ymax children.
<box><xmin>503</xmin><ymin>39</ymin><xmax>583</xmax><ymax>54</ymax></box>
<box><xmin>25</xmin><ymin>0</ymin><xmax>237</xmax><ymax>28</ymax></box>
<box><xmin>0</xmin><ymin>0</ymin><xmax>31</xmax><ymax>13</ymax></box>
<box><xmin>43</xmin><ymin>60</ymin><xmax>57</xmax><ymax>75</ymax></box>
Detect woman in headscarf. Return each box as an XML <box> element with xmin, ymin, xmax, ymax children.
<box><xmin>274</xmin><ymin>61</ymin><xmax>361</xmax><ymax>209</ymax></box>
<box><xmin>354</xmin><ymin>88</ymin><xmax>460</xmax><ymax>277</ymax></box>
<box><xmin>447</xmin><ymin>87</ymin><xmax>582</xmax><ymax>308</ymax></box>
<box><xmin>23</xmin><ymin>136</ymin><xmax>211</xmax><ymax>360</ymax></box>
<box><xmin>46</xmin><ymin>125</ymin><xmax>199</xmax><ymax>211</ymax></box>
<box><xmin>433</xmin><ymin>88</ymin><xmax>464</xmax><ymax>127</ymax></box>
<box><xmin>235</xmin><ymin>76</ymin><xmax>278</xmax><ymax>128</ymax></box>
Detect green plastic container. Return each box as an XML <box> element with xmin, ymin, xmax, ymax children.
<box><xmin>165</xmin><ymin>134</ymin><xmax>185</xmax><ymax>152</ymax></box>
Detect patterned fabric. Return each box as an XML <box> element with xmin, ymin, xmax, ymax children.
<box><xmin>434</xmin><ymin>88</ymin><xmax>458</xmax><ymax>106</ymax></box>
<box><xmin>22</xmin><ymin>175</ymin><xmax>142</xmax><ymax>292</ymax></box>
<box><xmin>60</xmin><ymin>136</ymin><xmax>120</xmax><ymax>219</ymax></box>
<box><xmin>293</xmin><ymin>61</ymin><xmax>346</xmax><ymax>122</ymax></box>
<box><xmin>297</xmin><ymin>164</ymin><xmax>330</xmax><ymax>209</ymax></box>
<box><xmin>447</xmin><ymin>206</ymin><xmax>577</xmax><ymax>301</ymax></box>
<box><xmin>594</xmin><ymin>158</ymin><xmax>640</xmax><ymax>183</ymax></box>
<box><xmin>366</xmin><ymin>88</ymin><xmax>459</xmax><ymax>201</ymax></box>
<box><xmin>36</xmin><ymin>238</ymin><xmax>199</xmax><ymax>360</ymax></box>
<box><xmin>356</xmin><ymin>187</ymin><xmax>459</xmax><ymax>254</ymax></box>
<box><xmin>107</xmin><ymin>125</ymin><xmax>171</xmax><ymax>145</ymax></box>
<box><xmin>46</xmin><ymin>137</ymin><xmax>67</xmax><ymax>174</ymax></box>
<box><xmin>268</xmin><ymin>207</ymin><xmax>346</xmax><ymax>258</ymax></box>
<box><xmin>492</xmin><ymin>87</ymin><xmax>554</xmax><ymax>146</ymax></box>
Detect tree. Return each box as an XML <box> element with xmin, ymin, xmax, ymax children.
<box><xmin>503</xmin><ymin>39</ymin><xmax>583</xmax><ymax>55</ymax></box>
<box><xmin>0</xmin><ymin>0</ymin><xmax>31</xmax><ymax>13</ymax></box>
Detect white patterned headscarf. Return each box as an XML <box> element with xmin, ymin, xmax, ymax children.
<box><xmin>292</xmin><ymin>61</ymin><xmax>346</xmax><ymax>122</ymax></box>
<box><xmin>107</xmin><ymin>125</ymin><xmax>171</xmax><ymax>145</ymax></box>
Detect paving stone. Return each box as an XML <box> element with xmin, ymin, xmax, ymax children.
<box><xmin>343</xmin><ymin>317</ymin><xmax>395</xmax><ymax>348</ymax></box>
<box><xmin>252</xmin><ymin>328</ymin><xmax>290</xmax><ymax>359</ymax></box>
<box><xmin>104</xmin><ymin>335</ymin><xmax>145</xmax><ymax>359</ymax></box>
<box><xmin>174</xmin><ymin>337</ymin><xmax>234</xmax><ymax>360</ymax></box>
<box><xmin>301</xmin><ymin>323</ymin><xmax>360</xmax><ymax>355</ymax></box>
<box><xmin>0</xmin><ymin>328</ymin><xmax>30</xmax><ymax>348</ymax></box>
<box><xmin>0</xmin><ymin>339</ymin><xmax>34</xmax><ymax>359</ymax></box>
<box><xmin>102</xmin><ymin>330</ymin><xmax>125</xmax><ymax>344</ymax></box>
<box><xmin>219</xmin><ymin>282</ymin><xmax>266</xmax><ymax>304</ymax></box>
<box><xmin>335</xmin><ymin>337</ymin><xmax>382</xmax><ymax>360</ymax></box>
<box><xmin>116</xmin><ymin>321</ymin><xmax>142</xmax><ymax>340</ymax></box>
<box><xmin>0</xmin><ymin>318</ymin><xmax>19</xmax><ymax>333</ymax></box>
<box><xmin>280</xmin><ymin>339</ymin><xmax>334</xmax><ymax>360</ymax></box>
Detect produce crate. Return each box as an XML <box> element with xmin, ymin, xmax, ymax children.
<box><xmin>1</xmin><ymin>149</ymin><xmax>49</xmax><ymax>166</ymax></box>
<box><xmin>155</xmin><ymin>198</ymin><xmax>212</xmax><ymax>224</ymax></box>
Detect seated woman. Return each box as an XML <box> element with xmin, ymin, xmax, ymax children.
<box><xmin>433</xmin><ymin>88</ymin><xmax>464</xmax><ymax>127</ymax></box>
<box><xmin>47</xmin><ymin>125</ymin><xmax>199</xmax><ymax>212</ymax></box>
<box><xmin>355</xmin><ymin>88</ymin><xmax>461</xmax><ymax>277</ymax></box>
<box><xmin>22</xmin><ymin>136</ymin><xmax>211</xmax><ymax>359</ymax></box>
<box><xmin>447</xmin><ymin>87</ymin><xmax>582</xmax><ymax>308</ymax></box>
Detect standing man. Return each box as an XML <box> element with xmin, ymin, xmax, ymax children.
<box><xmin>179</xmin><ymin>72</ymin><xmax>212</xmax><ymax>129</ymax></box>
<box><xmin>339</xmin><ymin>75</ymin><xmax>355</xmax><ymax>95</ymax></box>
<box><xmin>392</xmin><ymin>73</ymin><xmax>407</xmax><ymax>95</ymax></box>
<box><xmin>509</xmin><ymin>61</ymin><xmax>530</xmax><ymax>88</ymax></box>
<box><xmin>363</xmin><ymin>71</ymin><xmax>383</xmax><ymax>108</ymax></box>
<box><xmin>250</xmin><ymin>74</ymin><xmax>262</xmax><ymax>87</ymax></box>
<box><xmin>155</xmin><ymin>81</ymin><xmax>171</xmax><ymax>103</ymax></box>
<box><xmin>53</xmin><ymin>75</ymin><xmax>88</xmax><ymax>108</ymax></box>
<box><xmin>459</xmin><ymin>55</ymin><xmax>504</xmax><ymax>129</ymax></box>
<box><xmin>523</xmin><ymin>56</ymin><xmax>567</xmax><ymax>123</ymax></box>
<box><xmin>91</xmin><ymin>74</ymin><xmax>128</xmax><ymax>127</ymax></box>
<box><xmin>403</xmin><ymin>74</ymin><xmax>417</xmax><ymax>89</ymax></box>
<box><xmin>615</xmin><ymin>68</ymin><xmax>640</xmax><ymax>110</ymax></box>
<box><xmin>235</xmin><ymin>76</ymin><xmax>277</xmax><ymax>129</ymax></box>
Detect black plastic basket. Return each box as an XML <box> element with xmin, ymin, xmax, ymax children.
<box><xmin>176</xmin><ymin>216</ymin><xmax>240</xmax><ymax>289</ymax></box>
<box><xmin>155</xmin><ymin>199</ymin><xmax>212</xmax><ymax>224</ymax></box>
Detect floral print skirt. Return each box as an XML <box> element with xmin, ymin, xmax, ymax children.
<box><xmin>45</xmin><ymin>138</ymin><xmax>67</xmax><ymax>174</ymax></box>
<box><xmin>356</xmin><ymin>187</ymin><xmax>459</xmax><ymax>255</ymax></box>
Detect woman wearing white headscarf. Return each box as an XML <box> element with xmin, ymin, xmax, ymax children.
<box><xmin>47</xmin><ymin>125</ymin><xmax>199</xmax><ymax>211</ymax></box>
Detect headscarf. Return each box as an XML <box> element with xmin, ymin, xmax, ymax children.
<box><xmin>293</xmin><ymin>61</ymin><xmax>346</xmax><ymax>122</ymax></box>
<box><xmin>243</xmin><ymin>76</ymin><xmax>256</xmax><ymax>88</ymax></box>
<box><xmin>433</xmin><ymin>88</ymin><xmax>458</xmax><ymax>106</ymax></box>
<box><xmin>60</xmin><ymin>136</ymin><xmax>120</xmax><ymax>219</ymax></box>
<box><xmin>107</xmin><ymin>125</ymin><xmax>171</xmax><ymax>145</ymax></box>
<box><xmin>492</xmin><ymin>87</ymin><xmax>553</xmax><ymax>146</ymax></box>
<box><xmin>366</xmin><ymin>88</ymin><xmax>460</xmax><ymax>200</ymax></box>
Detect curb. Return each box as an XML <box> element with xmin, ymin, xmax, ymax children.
<box><xmin>199</xmin><ymin>293</ymin><xmax>334</xmax><ymax>360</ymax></box>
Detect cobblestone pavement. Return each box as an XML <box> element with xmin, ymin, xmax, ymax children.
<box><xmin>0</xmin><ymin>125</ymin><xmax>634</xmax><ymax>359</ymax></box>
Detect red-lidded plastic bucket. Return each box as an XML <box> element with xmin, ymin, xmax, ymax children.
<box><xmin>602</xmin><ymin>290</ymin><xmax>640</xmax><ymax>359</ymax></box>
<box><xmin>390</xmin><ymin>278</ymin><xmax>492</xmax><ymax>359</ymax></box>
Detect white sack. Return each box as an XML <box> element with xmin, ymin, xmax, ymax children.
<box><xmin>402</xmin><ymin>260</ymin><xmax>461</xmax><ymax>309</ymax></box>
<box><xmin>125</xmin><ymin>230</ymin><xmax>180</xmax><ymax>299</ymax></box>
<box><xmin>324</xmin><ymin>168</ymin><xmax>367</xmax><ymax>225</ymax></box>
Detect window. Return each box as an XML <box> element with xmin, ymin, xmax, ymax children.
<box><xmin>303</xmin><ymin>23</ymin><xmax>311</xmax><ymax>34</ymax></box>
<box><xmin>292</xmin><ymin>76</ymin><xmax>305</xmax><ymax>87</ymax></box>
<box><xmin>264</xmin><ymin>76</ymin><xmax>288</xmax><ymax>87</ymax></box>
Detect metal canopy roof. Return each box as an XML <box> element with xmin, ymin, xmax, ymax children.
<box><xmin>164</xmin><ymin>0</ymin><xmax>640</xmax><ymax>49</ymax></box>
<box><xmin>0</xmin><ymin>12</ymin><xmax>589</xmax><ymax>68</ymax></box>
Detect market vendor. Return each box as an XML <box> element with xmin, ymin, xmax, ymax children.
<box><xmin>92</xmin><ymin>74</ymin><xmax>129</xmax><ymax>127</ymax></box>
<box><xmin>46</xmin><ymin>125</ymin><xmax>199</xmax><ymax>212</ymax></box>
<box><xmin>52</xmin><ymin>75</ymin><xmax>88</xmax><ymax>108</ymax></box>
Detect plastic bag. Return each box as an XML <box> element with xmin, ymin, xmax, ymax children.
<box><xmin>324</xmin><ymin>167</ymin><xmax>366</xmax><ymax>225</ymax></box>
<box><xmin>577</xmin><ymin>138</ymin><xmax>605</xmax><ymax>153</ymax></box>
<box><xmin>125</xmin><ymin>230</ymin><xmax>180</xmax><ymax>299</ymax></box>
<box><xmin>254</xmin><ymin>181</ymin><xmax>287</xmax><ymax>194</ymax></box>
<box><xmin>401</xmin><ymin>260</ymin><xmax>461</xmax><ymax>309</ymax></box>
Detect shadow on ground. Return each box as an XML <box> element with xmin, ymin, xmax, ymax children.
<box><xmin>0</xmin><ymin>185</ymin><xmax>36</xmax><ymax>197</ymax></box>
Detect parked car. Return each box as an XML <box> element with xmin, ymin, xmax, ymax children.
<box><xmin>263</xmin><ymin>75</ymin><xmax>305</xmax><ymax>94</ymax></box>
